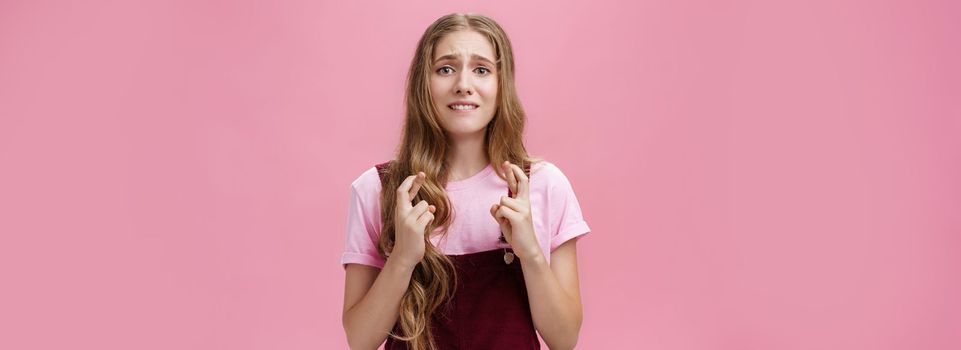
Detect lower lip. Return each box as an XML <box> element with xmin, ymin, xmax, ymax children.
<box><xmin>448</xmin><ymin>106</ymin><xmax>478</xmax><ymax>113</ymax></box>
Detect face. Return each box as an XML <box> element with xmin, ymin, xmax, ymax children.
<box><xmin>429</xmin><ymin>30</ymin><xmax>498</xmax><ymax>139</ymax></box>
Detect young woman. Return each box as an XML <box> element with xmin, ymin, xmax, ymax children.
<box><xmin>341</xmin><ymin>13</ymin><xmax>591</xmax><ymax>350</ymax></box>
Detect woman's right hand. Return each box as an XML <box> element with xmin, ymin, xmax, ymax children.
<box><xmin>390</xmin><ymin>171</ymin><xmax>436</xmax><ymax>269</ymax></box>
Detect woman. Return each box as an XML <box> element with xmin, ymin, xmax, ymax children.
<box><xmin>341</xmin><ymin>13</ymin><xmax>590</xmax><ymax>350</ymax></box>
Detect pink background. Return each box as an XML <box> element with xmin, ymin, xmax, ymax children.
<box><xmin>1</xmin><ymin>0</ymin><xmax>959</xmax><ymax>349</ymax></box>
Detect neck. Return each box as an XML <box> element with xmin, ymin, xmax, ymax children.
<box><xmin>446</xmin><ymin>131</ymin><xmax>489</xmax><ymax>182</ymax></box>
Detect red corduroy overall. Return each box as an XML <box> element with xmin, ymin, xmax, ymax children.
<box><xmin>376</xmin><ymin>161</ymin><xmax>540</xmax><ymax>350</ymax></box>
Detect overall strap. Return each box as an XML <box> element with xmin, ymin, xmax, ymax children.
<box><xmin>374</xmin><ymin>160</ymin><xmax>392</xmax><ymax>186</ymax></box>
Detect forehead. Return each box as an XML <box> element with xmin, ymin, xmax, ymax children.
<box><xmin>432</xmin><ymin>30</ymin><xmax>495</xmax><ymax>63</ymax></box>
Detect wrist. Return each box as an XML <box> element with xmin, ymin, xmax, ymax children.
<box><xmin>386</xmin><ymin>254</ymin><xmax>420</xmax><ymax>272</ymax></box>
<box><xmin>516</xmin><ymin>246</ymin><xmax>545</xmax><ymax>263</ymax></box>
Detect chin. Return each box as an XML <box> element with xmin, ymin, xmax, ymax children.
<box><xmin>445</xmin><ymin>126</ymin><xmax>487</xmax><ymax>137</ymax></box>
<box><xmin>440</xmin><ymin>122</ymin><xmax>488</xmax><ymax>137</ymax></box>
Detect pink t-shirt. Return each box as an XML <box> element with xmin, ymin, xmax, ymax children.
<box><xmin>341</xmin><ymin>161</ymin><xmax>590</xmax><ymax>269</ymax></box>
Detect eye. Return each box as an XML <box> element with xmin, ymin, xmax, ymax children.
<box><xmin>437</xmin><ymin>66</ymin><xmax>454</xmax><ymax>75</ymax></box>
<box><xmin>474</xmin><ymin>67</ymin><xmax>491</xmax><ymax>75</ymax></box>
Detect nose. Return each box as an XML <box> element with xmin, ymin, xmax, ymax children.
<box><xmin>455</xmin><ymin>71</ymin><xmax>473</xmax><ymax>95</ymax></box>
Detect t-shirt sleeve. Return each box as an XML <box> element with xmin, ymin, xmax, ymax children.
<box><xmin>341</xmin><ymin>168</ymin><xmax>387</xmax><ymax>269</ymax></box>
<box><xmin>545</xmin><ymin>163</ymin><xmax>591</xmax><ymax>251</ymax></box>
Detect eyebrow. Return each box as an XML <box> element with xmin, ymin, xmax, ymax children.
<box><xmin>433</xmin><ymin>53</ymin><xmax>497</xmax><ymax>66</ymax></box>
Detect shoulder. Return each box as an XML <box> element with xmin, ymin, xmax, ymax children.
<box><xmin>349</xmin><ymin>165</ymin><xmax>384</xmax><ymax>203</ymax></box>
<box><xmin>529</xmin><ymin>160</ymin><xmax>575</xmax><ymax>189</ymax></box>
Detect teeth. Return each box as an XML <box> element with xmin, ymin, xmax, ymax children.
<box><xmin>449</xmin><ymin>104</ymin><xmax>477</xmax><ymax>110</ymax></box>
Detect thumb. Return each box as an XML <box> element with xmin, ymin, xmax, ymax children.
<box><xmin>490</xmin><ymin>204</ymin><xmax>511</xmax><ymax>229</ymax></box>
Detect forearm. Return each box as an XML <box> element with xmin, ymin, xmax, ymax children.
<box><xmin>342</xmin><ymin>257</ymin><xmax>415</xmax><ymax>350</ymax></box>
<box><xmin>518</xmin><ymin>249</ymin><xmax>582</xmax><ymax>350</ymax></box>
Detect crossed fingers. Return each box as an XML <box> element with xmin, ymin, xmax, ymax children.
<box><xmin>396</xmin><ymin>171</ymin><xmax>435</xmax><ymax>213</ymax></box>
<box><xmin>502</xmin><ymin>161</ymin><xmax>529</xmax><ymax>200</ymax></box>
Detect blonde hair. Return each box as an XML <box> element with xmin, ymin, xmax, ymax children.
<box><xmin>377</xmin><ymin>13</ymin><xmax>538</xmax><ymax>350</ymax></box>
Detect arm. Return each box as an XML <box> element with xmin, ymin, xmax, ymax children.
<box><xmin>342</xmin><ymin>172</ymin><xmax>434</xmax><ymax>350</ymax></box>
<box><xmin>491</xmin><ymin>161</ymin><xmax>584</xmax><ymax>349</ymax></box>
<box><xmin>518</xmin><ymin>239</ymin><xmax>583</xmax><ymax>350</ymax></box>
<box><xmin>341</xmin><ymin>257</ymin><xmax>416</xmax><ymax>350</ymax></box>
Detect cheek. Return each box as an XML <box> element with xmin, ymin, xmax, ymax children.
<box><xmin>429</xmin><ymin>78</ymin><xmax>448</xmax><ymax>100</ymax></box>
<box><xmin>479</xmin><ymin>80</ymin><xmax>498</xmax><ymax>101</ymax></box>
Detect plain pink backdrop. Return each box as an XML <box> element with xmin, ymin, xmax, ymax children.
<box><xmin>1</xmin><ymin>0</ymin><xmax>959</xmax><ymax>349</ymax></box>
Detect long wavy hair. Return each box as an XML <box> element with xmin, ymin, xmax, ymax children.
<box><xmin>376</xmin><ymin>13</ymin><xmax>538</xmax><ymax>350</ymax></box>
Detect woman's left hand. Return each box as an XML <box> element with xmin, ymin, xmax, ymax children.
<box><xmin>490</xmin><ymin>161</ymin><xmax>543</xmax><ymax>261</ymax></box>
